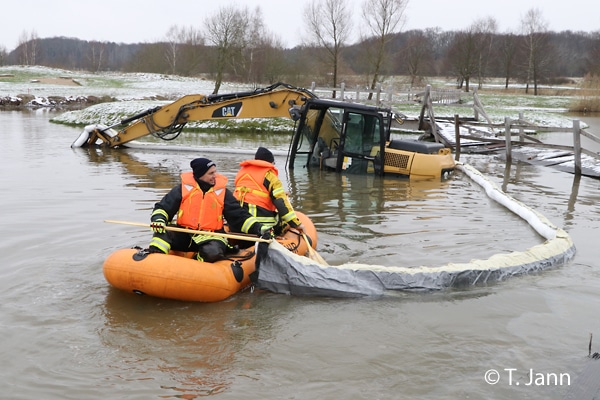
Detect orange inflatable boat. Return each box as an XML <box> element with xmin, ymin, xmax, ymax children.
<box><xmin>103</xmin><ymin>212</ymin><xmax>317</xmax><ymax>302</ymax></box>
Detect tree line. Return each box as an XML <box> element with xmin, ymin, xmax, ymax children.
<box><xmin>1</xmin><ymin>0</ymin><xmax>599</xmax><ymax>96</ymax></box>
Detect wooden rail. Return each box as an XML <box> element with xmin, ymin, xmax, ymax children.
<box><xmin>502</xmin><ymin>116</ymin><xmax>600</xmax><ymax>175</ymax></box>
<box><xmin>452</xmin><ymin>113</ymin><xmax>600</xmax><ymax>177</ymax></box>
<box><xmin>308</xmin><ymin>82</ymin><xmax>462</xmax><ymax>106</ymax></box>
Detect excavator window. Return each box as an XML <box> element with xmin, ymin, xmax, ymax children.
<box><xmin>339</xmin><ymin>112</ymin><xmax>382</xmax><ymax>174</ymax></box>
<box><xmin>307</xmin><ymin>107</ymin><xmax>343</xmax><ymax>170</ymax></box>
<box><xmin>289</xmin><ymin>99</ymin><xmax>384</xmax><ymax>175</ymax></box>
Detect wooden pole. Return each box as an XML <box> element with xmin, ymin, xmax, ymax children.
<box><xmin>426</xmin><ymin>86</ymin><xmax>441</xmax><ymax>144</ymax></box>
<box><xmin>418</xmin><ymin>86</ymin><xmax>429</xmax><ymax>131</ymax></box>
<box><xmin>573</xmin><ymin>119</ymin><xmax>582</xmax><ymax>175</ymax></box>
<box><xmin>518</xmin><ymin>112</ymin><xmax>525</xmax><ymax>141</ymax></box>
<box><xmin>473</xmin><ymin>88</ymin><xmax>479</xmax><ymax>120</ymax></box>
<box><xmin>104</xmin><ymin>220</ymin><xmax>272</xmax><ymax>243</ymax></box>
<box><xmin>301</xmin><ymin>231</ymin><xmax>328</xmax><ymax>265</ymax></box>
<box><xmin>454</xmin><ymin>114</ymin><xmax>461</xmax><ymax>161</ymax></box>
<box><xmin>505</xmin><ymin>117</ymin><xmax>512</xmax><ymax>163</ymax></box>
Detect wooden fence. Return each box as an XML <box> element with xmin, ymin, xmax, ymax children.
<box><xmin>309</xmin><ymin>82</ymin><xmax>462</xmax><ymax>106</ymax></box>
<box><xmin>452</xmin><ymin>113</ymin><xmax>600</xmax><ymax>177</ymax></box>
<box><xmin>502</xmin><ymin>115</ymin><xmax>600</xmax><ymax>176</ymax></box>
<box><xmin>308</xmin><ymin>83</ymin><xmax>600</xmax><ymax>178</ymax></box>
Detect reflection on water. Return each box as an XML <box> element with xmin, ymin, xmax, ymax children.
<box><xmin>139</xmin><ymin>130</ymin><xmax>295</xmax><ymax>151</ymax></box>
<box><xmin>100</xmin><ymin>289</ymin><xmax>260</xmax><ymax>397</ymax></box>
<box><xmin>74</xmin><ymin>147</ymin><xmax>183</xmax><ymax>189</ymax></box>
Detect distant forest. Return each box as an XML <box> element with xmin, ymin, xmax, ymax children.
<box><xmin>2</xmin><ymin>29</ymin><xmax>600</xmax><ymax>91</ymax></box>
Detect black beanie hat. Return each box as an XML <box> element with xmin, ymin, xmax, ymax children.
<box><xmin>255</xmin><ymin>147</ymin><xmax>274</xmax><ymax>163</ymax></box>
<box><xmin>190</xmin><ymin>158</ymin><xmax>216</xmax><ymax>178</ymax></box>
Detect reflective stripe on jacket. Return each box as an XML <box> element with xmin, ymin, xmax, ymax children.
<box><xmin>176</xmin><ymin>171</ymin><xmax>227</xmax><ymax>231</ymax></box>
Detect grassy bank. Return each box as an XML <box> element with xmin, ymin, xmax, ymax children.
<box><xmin>2</xmin><ymin>65</ymin><xmax>596</xmax><ymax>131</ymax></box>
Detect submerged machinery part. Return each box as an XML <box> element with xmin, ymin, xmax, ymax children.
<box><xmin>256</xmin><ymin>163</ymin><xmax>576</xmax><ymax>297</ymax></box>
<box><xmin>71</xmin><ymin>106</ymin><xmax>186</xmax><ymax>147</ymax></box>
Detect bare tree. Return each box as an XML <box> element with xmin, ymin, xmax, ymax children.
<box><xmin>244</xmin><ymin>28</ymin><xmax>288</xmax><ymax>85</ymax></box>
<box><xmin>17</xmin><ymin>30</ymin><xmax>39</xmax><ymax>65</ymax></box>
<box><xmin>424</xmin><ymin>28</ymin><xmax>449</xmax><ymax>76</ymax></box>
<box><xmin>304</xmin><ymin>0</ymin><xmax>352</xmax><ymax>95</ymax></box>
<box><xmin>498</xmin><ymin>33</ymin><xmax>518</xmax><ymax>89</ymax></box>
<box><xmin>586</xmin><ymin>32</ymin><xmax>600</xmax><ymax>77</ymax></box>
<box><xmin>123</xmin><ymin>43</ymin><xmax>168</xmax><ymax>73</ymax></box>
<box><xmin>402</xmin><ymin>32</ymin><xmax>433</xmax><ymax>86</ymax></box>
<box><xmin>520</xmin><ymin>8</ymin><xmax>550</xmax><ymax>95</ymax></box>
<box><xmin>87</xmin><ymin>41</ymin><xmax>106</xmax><ymax>72</ymax></box>
<box><xmin>163</xmin><ymin>25</ymin><xmax>205</xmax><ymax>75</ymax></box>
<box><xmin>260</xmin><ymin>35</ymin><xmax>288</xmax><ymax>83</ymax></box>
<box><xmin>236</xmin><ymin>6</ymin><xmax>268</xmax><ymax>84</ymax></box>
<box><xmin>446</xmin><ymin>18</ymin><xmax>497</xmax><ymax>92</ymax></box>
<box><xmin>164</xmin><ymin>25</ymin><xmax>182</xmax><ymax>75</ymax></box>
<box><xmin>447</xmin><ymin>29</ymin><xmax>479</xmax><ymax>92</ymax></box>
<box><xmin>472</xmin><ymin>17</ymin><xmax>497</xmax><ymax>88</ymax></box>
<box><xmin>205</xmin><ymin>5</ymin><xmax>250</xmax><ymax>94</ymax></box>
<box><xmin>161</xmin><ymin>25</ymin><xmax>205</xmax><ymax>76</ymax></box>
<box><xmin>0</xmin><ymin>45</ymin><xmax>7</xmax><ymax>66</ymax></box>
<box><xmin>361</xmin><ymin>0</ymin><xmax>407</xmax><ymax>99</ymax></box>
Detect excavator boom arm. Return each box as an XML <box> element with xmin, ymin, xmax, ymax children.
<box><xmin>73</xmin><ymin>83</ymin><xmax>314</xmax><ymax>148</ymax></box>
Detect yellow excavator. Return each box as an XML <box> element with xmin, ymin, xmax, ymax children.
<box><xmin>71</xmin><ymin>82</ymin><xmax>455</xmax><ymax>179</ymax></box>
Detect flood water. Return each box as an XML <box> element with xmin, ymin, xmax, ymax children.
<box><xmin>2</xmin><ymin>109</ymin><xmax>600</xmax><ymax>399</ymax></box>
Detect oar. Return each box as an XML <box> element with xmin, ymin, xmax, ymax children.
<box><xmin>301</xmin><ymin>231</ymin><xmax>329</xmax><ymax>265</ymax></box>
<box><xmin>104</xmin><ymin>220</ymin><xmax>272</xmax><ymax>243</ymax></box>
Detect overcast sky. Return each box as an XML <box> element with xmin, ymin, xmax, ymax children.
<box><xmin>1</xmin><ymin>0</ymin><xmax>598</xmax><ymax>51</ymax></box>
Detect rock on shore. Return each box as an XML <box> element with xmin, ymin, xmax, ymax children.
<box><xmin>0</xmin><ymin>94</ymin><xmax>113</xmax><ymax>109</ymax></box>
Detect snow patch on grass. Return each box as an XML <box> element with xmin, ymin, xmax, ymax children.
<box><xmin>2</xmin><ymin>65</ymin><xmax>583</xmax><ymax>130</ymax></box>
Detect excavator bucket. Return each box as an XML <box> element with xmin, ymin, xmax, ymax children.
<box><xmin>71</xmin><ymin>124</ymin><xmax>118</xmax><ymax>147</ymax></box>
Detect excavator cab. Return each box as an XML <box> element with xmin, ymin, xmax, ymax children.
<box><xmin>288</xmin><ymin>99</ymin><xmax>386</xmax><ymax>175</ymax></box>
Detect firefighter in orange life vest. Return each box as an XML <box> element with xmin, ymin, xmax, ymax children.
<box><xmin>148</xmin><ymin>158</ymin><xmax>271</xmax><ymax>262</ymax></box>
<box><xmin>234</xmin><ymin>147</ymin><xmax>305</xmax><ymax>236</ymax></box>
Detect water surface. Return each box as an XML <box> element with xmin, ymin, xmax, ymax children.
<box><xmin>1</xmin><ymin>110</ymin><xmax>599</xmax><ymax>399</ymax></box>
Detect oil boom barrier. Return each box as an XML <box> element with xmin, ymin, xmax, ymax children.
<box><xmin>256</xmin><ymin>163</ymin><xmax>576</xmax><ymax>297</ymax></box>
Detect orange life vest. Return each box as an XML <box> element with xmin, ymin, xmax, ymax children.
<box><xmin>233</xmin><ymin>159</ymin><xmax>278</xmax><ymax>212</ymax></box>
<box><xmin>177</xmin><ymin>171</ymin><xmax>227</xmax><ymax>231</ymax></box>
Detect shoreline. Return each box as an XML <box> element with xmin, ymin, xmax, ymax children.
<box><xmin>0</xmin><ymin>94</ymin><xmax>113</xmax><ymax>109</ymax></box>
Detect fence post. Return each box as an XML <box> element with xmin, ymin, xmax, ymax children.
<box><xmin>473</xmin><ymin>88</ymin><xmax>479</xmax><ymax>120</ymax></box>
<box><xmin>356</xmin><ymin>85</ymin><xmax>360</xmax><ymax>102</ymax></box>
<box><xmin>311</xmin><ymin>82</ymin><xmax>316</xmax><ymax>92</ymax></box>
<box><xmin>573</xmin><ymin>119</ymin><xmax>582</xmax><ymax>175</ymax></box>
<box><xmin>418</xmin><ymin>85</ymin><xmax>430</xmax><ymax>130</ymax></box>
<box><xmin>505</xmin><ymin>117</ymin><xmax>512</xmax><ymax>163</ymax></box>
<box><xmin>454</xmin><ymin>114</ymin><xmax>461</xmax><ymax>161</ymax></box>
<box><xmin>518</xmin><ymin>112</ymin><xmax>524</xmax><ymax>141</ymax></box>
<box><xmin>376</xmin><ymin>82</ymin><xmax>381</xmax><ymax>105</ymax></box>
<box><xmin>340</xmin><ymin>82</ymin><xmax>345</xmax><ymax>100</ymax></box>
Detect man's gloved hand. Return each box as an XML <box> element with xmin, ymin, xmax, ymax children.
<box><xmin>260</xmin><ymin>225</ymin><xmax>275</xmax><ymax>240</ymax></box>
<box><xmin>150</xmin><ymin>219</ymin><xmax>166</xmax><ymax>234</ymax></box>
